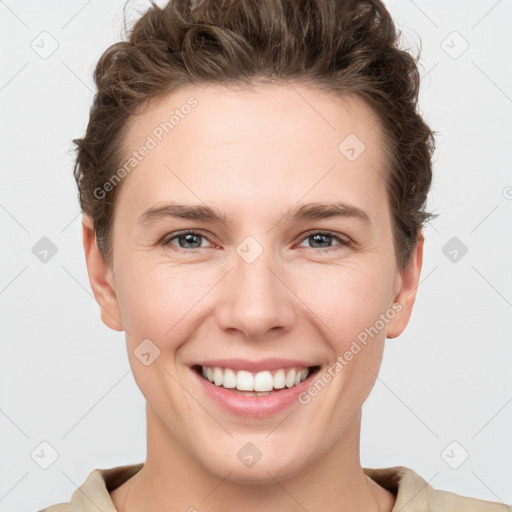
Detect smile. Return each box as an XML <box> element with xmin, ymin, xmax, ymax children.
<box><xmin>196</xmin><ymin>365</ymin><xmax>315</xmax><ymax>395</ymax></box>
<box><xmin>191</xmin><ymin>361</ymin><xmax>321</xmax><ymax>417</ymax></box>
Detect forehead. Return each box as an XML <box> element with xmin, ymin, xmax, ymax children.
<box><xmin>118</xmin><ymin>82</ymin><xmax>389</xmax><ymax>221</ymax></box>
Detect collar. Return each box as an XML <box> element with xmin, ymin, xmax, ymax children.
<box><xmin>363</xmin><ymin>466</ymin><xmax>432</xmax><ymax>511</ymax></box>
<box><xmin>73</xmin><ymin>463</ymin><xmax>432</xmax><ymax>511</ymax></box>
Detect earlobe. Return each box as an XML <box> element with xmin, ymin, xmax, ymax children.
<box><xmin>82</xmin><ymin>216</ymin><xmax>124</xmax><ymax>332</ymax></box>
<box><xmin>386</xmin><ymin>233</ymin><xmax>424</xmax><ymax>339</ymax></box>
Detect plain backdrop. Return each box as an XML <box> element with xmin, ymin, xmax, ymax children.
<box><xmin>1</xmin><ymin>0</ymin><xmax>511</xmax><ymax>510</ymax></box>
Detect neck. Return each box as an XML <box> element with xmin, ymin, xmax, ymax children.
<box><xmin>111</xmin><ymin>406</ymin><xmax>395</xmax><ymax>512</ymax></box>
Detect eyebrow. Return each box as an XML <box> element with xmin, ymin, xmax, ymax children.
<box><xmin>138</xmin><ymin>201</ymin><xmax>371</xmax><ymax>227</ymax></box>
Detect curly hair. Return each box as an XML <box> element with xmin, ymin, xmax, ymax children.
<box><xmin>73</xmin><ymin>0</ymin><xmax>436</xmax><ymax>269</ymax></box>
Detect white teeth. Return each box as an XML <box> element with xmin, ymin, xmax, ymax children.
<box><xmin>254</xmin><ymin>371</ymin><xmax>274</xmax><ymax>392</ymax></box>
<box><xmin>213</xmin><ymin>367</ymin><xmax>223</xmax><ymax>386</ymax></box>
<box><xmin>273</xmin><ymin>369</ymin><xmax>286</xmax><ymax>389</ymax></box>
<box><xmin>236</xmin><ymin>370</ymin><xmax>254</xmax><ymax>391</ymax></box>
<box><xmin>285</xmin><ymin>369</ymin><xmax>296</xmax><ymax>388</ymax></box>
<box><xmin>223</xmin><ymin>368</ymin><xmax>237</xmax><ymax>389</ymax></box>
<box><xmin>199</xmin><ymin>365</ymin><xmax>311</xmax><ymax>392</ymax></box>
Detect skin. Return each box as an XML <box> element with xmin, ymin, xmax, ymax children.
<box><xmin>83</xmin><ymin>82</ymin><xmax>424</xmax><ymax>512</ymax></box>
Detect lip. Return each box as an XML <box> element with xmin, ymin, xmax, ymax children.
<box><xmin>190</xmin><ymin>364</ymin><xmax>321</xmax><ymax>418</ymax></box>
<box><xmin>192</xmin><ymin>358</ymin><xmax>317</xmax><ymax>372</ymax></box>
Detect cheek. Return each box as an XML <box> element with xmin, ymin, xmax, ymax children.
<box><xmin>116</xmin><ymin>260</ymin><xmax>219</xmax><ymax>345</ymax></box>
<box><xmin>115</xmin><ymin>248</ymin><xmax>397</xmax><ymax>356</ymax></box>
<box><xmin>296</xmin><ymin>262</ymin><xmax>396</xmax><ymax>345</ymax></box>
<box><xmin>114</xmin><ymin>263</ymin><xmax>204</xmax><ymax>408</ymax></box>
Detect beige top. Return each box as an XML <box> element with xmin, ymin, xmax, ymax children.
<box><xmin>39</xmin><ymin>463</ymin><xmax>509</xmax><ymax>511</ymax></box>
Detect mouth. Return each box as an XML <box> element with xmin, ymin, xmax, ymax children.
<box><xmin>192</xmin><ymin>364</ymin><xmax>321</xmax><ymax>396</ymax></box>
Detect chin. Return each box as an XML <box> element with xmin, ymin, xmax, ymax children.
<box><xmin>198</xmin><ymin>445</ymin><xmax>310</xmax><ymax>486</ymax></box>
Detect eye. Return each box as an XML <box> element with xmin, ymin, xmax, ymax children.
<box><xmin>297</xmin><ymin>231</ymin><xmax>351</xmax><ymax>251</ymax></box>
<box><xmin>161</xmin><ymin>230</ymin><xmax>351</xmax><ymax>253</ymax></box>
<box><xmin>162</xmin><ymin>231</ymin><xmax>213</xmax><ymax>252</ymax></box>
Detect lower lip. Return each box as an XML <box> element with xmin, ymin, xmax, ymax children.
<box><xmin>191</xmin><ymin>367</ymin><xmax>318</xmax><ymax>418</ymax></box>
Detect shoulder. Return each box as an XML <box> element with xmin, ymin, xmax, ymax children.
<box><xmin>37</xmin><ymin>463</ymin><xmax>143</xmax><ymax>512</ymax></box>
<box><xmin>430</xmin><ymin>486</ymin><xmax>510</xmax><ymax>511</ymax></box>
<box><xmin>364</xmin><ymin>465</ymin><xmax>510</xmax><ymax>512</ymax></box>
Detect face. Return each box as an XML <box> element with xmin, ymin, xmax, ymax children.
<box><xmin>83</xmin><ymin>83</ymin><xmax>423</xmax><ymax>484</ymax></box>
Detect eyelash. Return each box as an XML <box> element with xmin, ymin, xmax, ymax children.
<box><xmin>161</xmin><ymin>230</ymin><xmax>352</xmax><ymax>253</ymax></box>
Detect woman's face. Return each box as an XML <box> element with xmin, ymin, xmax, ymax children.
<box><xmin>84</xmin><ymin>83</ymin><xmax>422</xmax><ymax>483</ymax></box>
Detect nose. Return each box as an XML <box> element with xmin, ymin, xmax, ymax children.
<box><xmin>215</xmin><ymin>248</ymin><xmax>297</xmax><ymax>341</ymax></box>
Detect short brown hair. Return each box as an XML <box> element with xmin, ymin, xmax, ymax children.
<box><xmin>73</xmin><ymin>0</ymin><xmax>436</xmax><ymax>269</ymax></box>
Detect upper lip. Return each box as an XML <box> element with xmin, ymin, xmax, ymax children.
<box><xmin>192</xmin><ymin>358</ymin><xmax>318</xmax><ymax>372</ymax></box>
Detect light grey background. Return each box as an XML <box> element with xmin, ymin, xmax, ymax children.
<box><xmin>1</xmin><ymin>0</ymin><xmax>511</xmax><ymax>510</ymax></box>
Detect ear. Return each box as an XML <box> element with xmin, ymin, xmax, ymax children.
<box><xmin>82</xmin><ymin>216</ymin><xmax>124</xmax><ymax>331</ymax></box>
<box><xmin>386</xmin><ymin>233</ymin><xmax>424</xmax><ymax>339</ymax></box>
